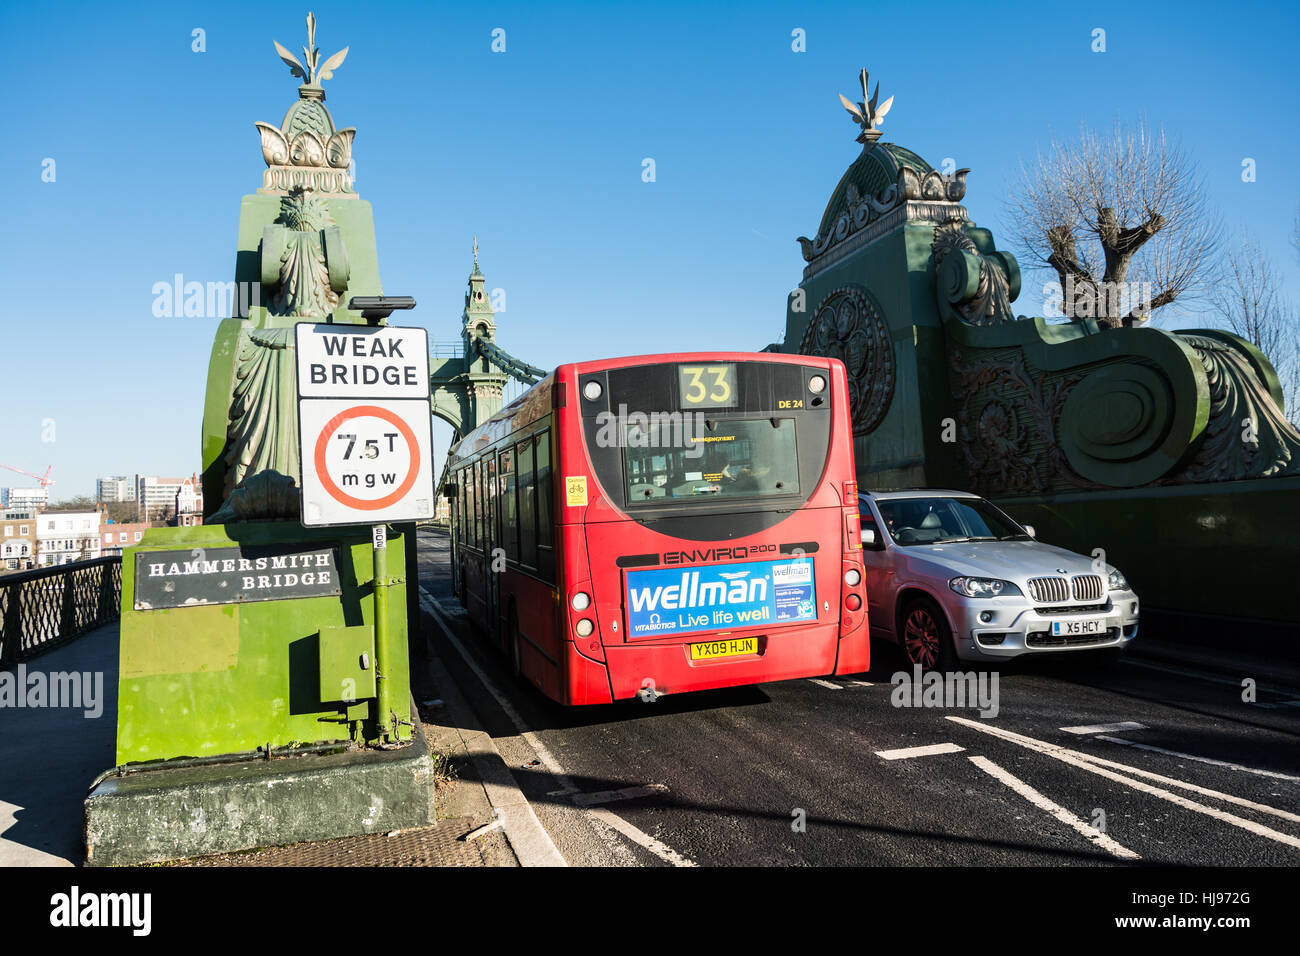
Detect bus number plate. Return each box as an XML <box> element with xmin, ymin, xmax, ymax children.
<box><xmin>690</xmin><ymin>637</ymin><xmax>758</xmax><ymax>661</ymax></box>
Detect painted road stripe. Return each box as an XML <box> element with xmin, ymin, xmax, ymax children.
<box><xmin>969</xmin><ymin>755</ymin><xmax>1140</xmax><ymax>860</ymax></box>
<box><xmin>875</xmin><ymin>742</ymin><xmax>966</xmax><ymax>761</ymax></box>
<box><xmin>585</xmin><ymin>808</ymin><xmax>698</xmax><ymax>867</ymax></box>
<box><xmin>571</xmin><ymin>784</ymin><xmax>670</xmax><ymax>808</ymax></box>
<box><xmin>1095</xmin><ymin>735</ymin><xmax>1300</xmax><ymax>783</ymax></box>
<box><xmin>1060</xmin><ymin>721</ymin><xmax>1148</xmax><ymax>735</ymax></box>
<box><xmin>424</xmin><ymin>592</ymin><xmax>697</xmax><ymax>868</ymax></box>
<box><xmin>947</xmin><ymin>716</ymin><xmax>1300</xmax><ymax>849</ymax></box>
<box><xmin>808</xmin><ymin>679</ymin><xmax>843</xmax><ymax>690</ymax></box>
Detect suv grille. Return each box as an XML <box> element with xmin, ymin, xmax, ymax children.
<box><xmin>1073</xmin><ymin>574</ymin><xmax>1104</xmax><ymax>602</ymax></box>
<box><xmin>1027</xmin><ymin>628</ymin><xmax>1118</xmax><ymax>648</ymax></box>
<box><xmin>1037</xmin><ymin>602</ymin><xmax>1108</xmax><ymax>615</ymax></box>
<box><xmin>1028</xmin><ymin>574</ymin><xmax>1105</xmax><ymax>604</ymax></box>
<box><xmin>1027</xmin><ymin>576</ymin><xmax>1069</xmax><ymax>603</ymax></box>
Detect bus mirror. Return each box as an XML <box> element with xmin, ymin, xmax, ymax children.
<box><xmin>442</xmin><ymin>482</ymin><xmax>458</xmax><ymax>499</ymax></box>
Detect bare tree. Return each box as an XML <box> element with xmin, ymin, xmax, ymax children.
<box><xmin>1006</xmin><ymin>119</ymin><xmax>1220</xmax><ymax>329</ymax></box>
<box><xmin>1293</xmin><ymin>200</ymin><xmax>1300</xmax><ymax>264</ymax></box>
<box><xmin>1211</xmin><ymin>232</ymin><xmax>1300</xmax><ymax>425</ymax></box>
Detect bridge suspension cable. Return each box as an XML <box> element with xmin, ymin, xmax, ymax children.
<box><xmin>474</xmin><ymin>338</ymin><xmax>547</xmax><ymax>386</ymax></box>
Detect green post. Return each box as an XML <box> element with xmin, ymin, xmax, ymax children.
<box><xmin>372</xmin><ymin>524</ymin><xmax>394</xmax><ymax>741</ymax></box>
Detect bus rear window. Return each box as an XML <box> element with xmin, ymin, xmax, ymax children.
<box><xmin>624</xmin><ymin>417</ymin><xmax>799</xmax><ymax>503</ymax></box>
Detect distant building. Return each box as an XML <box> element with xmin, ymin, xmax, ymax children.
<box><xmin>100</xmin><ymin>521</ymin><xmax>151</xmax><ymax>556</ymax></box>
<box><xmin>1</xmin><ymin>509</ymin><xmax>38</xmax><ymax>572</ymax></box>
<box><xmin>36</xmin><ymin>510</ymin><xmax>102</xmax><ymax>566</ymax></box>
<box><xmin>97</xmin><ymin>475</ymin><xmax>137</xmax><ymax>504</ymax></box>
<box><xmin>2</xmin><ymin>487</ymin><xmax>49</xmax><ymax>510</ymax></box>
<box><xmin>173</xmin><ymin>474</ymin><xmax>204</xmax><ymax>527</ymax></box>
<box><xmin>136</xmin><ymin>476</ymin><xmax>187</xmax><ymax>521</ymax></box>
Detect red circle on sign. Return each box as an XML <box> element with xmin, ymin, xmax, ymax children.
<box><xmin>313</xmin><ymin>405</ymin><xmax>421</xmax><ymax>510</ymax></box>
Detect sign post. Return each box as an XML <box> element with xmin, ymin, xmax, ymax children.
<box><xmin>296</xmin><ymin>321</ymin><xmax>434</xmax><ymax>739</ymax></box>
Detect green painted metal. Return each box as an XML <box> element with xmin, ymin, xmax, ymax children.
<box><xmin>773</xmin><ymin>89</ymin><xmax>1300</xmax><ymax>626</ymax></box>
<box><xmin>116</xmin><ymin>523</ymin><xmax>412</xmax><ymax>766</ymax></box>
<box><xmin>318</xmin><ymin>625</ymin><xmax>376</xmax><ymax>703</ymax></box>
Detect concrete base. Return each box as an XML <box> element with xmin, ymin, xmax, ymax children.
<box><xmin>84</xmin><ymin>707</ymin><xmax>435</xmax><ymax>866</ymax></box>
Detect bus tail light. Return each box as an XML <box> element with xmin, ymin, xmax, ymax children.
<box><xmin>575</xmin><ymin>619</ymin><xmax>594</xmax><ymax>637</ymax></box>
<box><xmin>835</xmin><ymin>549</ymin><xmax>870</xmax><ymax>674</ymax></box>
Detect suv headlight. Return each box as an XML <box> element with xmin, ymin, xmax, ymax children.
<box><xmin>1107</xmin><ymin>567</ymin><xmax>1129</xmax><ymax>591</ymax></box>
<box><xmin>949</xmin><ymin>577</ymin><xmax>1021</xmax><ymax>598</ymax></box>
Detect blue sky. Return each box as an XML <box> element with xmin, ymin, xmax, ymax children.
<box><xmin>1</xmin><ymin>0</ymin><xmax>1297</xmax><ymax>499</ymax></box>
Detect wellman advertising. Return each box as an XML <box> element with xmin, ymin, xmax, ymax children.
<box><xmin>625</xmin><ymin>557</ymin><xmax>817</xmax><ymax>637</ymax></box>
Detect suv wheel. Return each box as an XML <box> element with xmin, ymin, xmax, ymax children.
<box><xmin>900</xmin><ymin>597</ymin><xmax>957</xmax><ymax>671</ymax></box>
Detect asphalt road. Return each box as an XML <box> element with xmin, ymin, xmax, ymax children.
<box><xmin>414</xmin><ymin>529</ymin><xmax>1300</xmax><ymax>867</ymax></box>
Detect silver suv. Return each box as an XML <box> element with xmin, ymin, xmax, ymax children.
<box><xmin>858</xmin><ymin>490</ymin><xmax>1139</xmax><ymax>669</ymax></box>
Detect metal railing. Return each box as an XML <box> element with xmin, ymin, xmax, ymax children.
<box><xmin>0</xmin><ymin>556</ymin><xmax>121</xmax><ymax>667</ymax></box>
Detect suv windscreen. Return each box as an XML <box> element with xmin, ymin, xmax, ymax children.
<box><xmin>874</xmin><ymin>496</ymin><xmax>1026</xmax><ymax>545</ymax></box>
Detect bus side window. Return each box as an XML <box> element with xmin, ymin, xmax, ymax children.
<box><xmin>518</xmin><ymin>437</ymin><xmax>536</xmax><ymax>569</ymax></box>
<box><xmin>471</xmin><ymin>460</ymin><xmax>482</xmax><ymax>549</ymax></box>
<box><xmin>535</xmin><ymin>431</ymin><xmax>554</xmax><ymax>581</ymax></box>
<box><xmin>500</xmin><ymin>448</ymin><xmax>517</xmax><ymax>562</ymax></box>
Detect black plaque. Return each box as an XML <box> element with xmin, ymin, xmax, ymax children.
<box><xmin>133</xmin><ymin>545</ymin><xmax>343</xmax><ymax>610</ymax></box>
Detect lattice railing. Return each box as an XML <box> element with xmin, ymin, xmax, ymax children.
<box><xmin>0</xmin><ymin>557</ymin><xmax>121</xmax><ymax>667</ymax></box>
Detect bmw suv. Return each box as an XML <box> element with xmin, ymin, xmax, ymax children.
<box><xmin>858</xmin><ymin>489</ymin><xmax>1140</xmax><ymax>669</ymax></box>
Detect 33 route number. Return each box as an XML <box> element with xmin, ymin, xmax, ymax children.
<box><xmin>679</xmin><ymin>364</ymin><xmax>737</xmax><ymax>408</ymax></box>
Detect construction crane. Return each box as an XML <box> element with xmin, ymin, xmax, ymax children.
<box><xmin>0</xmin><ymin>464</ymin><xmax>55</xmax><ymax>488</ymax></box>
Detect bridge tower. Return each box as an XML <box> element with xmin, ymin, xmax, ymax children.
<box><xmin>429</xmin><ymin>240</ymin><xmax>510</xmax><ymax>439</ymax></box>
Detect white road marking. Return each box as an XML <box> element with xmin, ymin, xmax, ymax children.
<box><xmin>571</xmin><ymin>784</ymin><xmax>670</xmax><ymax>807</ymax></box>
<box><xmin>808</xmin><ymin>679</ymin><xmax>843</xmax><ymax>690</ymax></box>
<box><xmin>1125</xmin><ymin>658</ymin><xmax>1294</xmax><ymax>698</ymax></box>
<box><xmin>423</xmin><ymin>592</ymin><xmax>697</xmax><ymax>867</ymax></box>
<box><xmin>875</xmin><ymin>742</ymin><xmax>966</xmax><ymax>761</ymax></box>
<box><xmin>968</xmin><ymin>755</ymin><xmax>1140</xmax><ymax>860</ymax></box>
<box><xmin>585</xmin><ymin>808</ymin><xmax>698</xmax><ymax>867</ymax></box>
<box><xmin>948</xmin><ymin>716</ymin><xmax>1300</xmax><ymax>850</ymax></box>
<box><xmin>845</xmin><ymin>680</ymin><xmax>875</xmax><ymax>687</ymax></box>
<box><xmin>1095</xmin><ymin>735</ymin><xmax>1300</xmax><ymax>783</ymax></box>
<box><xmin>420</xmin><ymin>593</ymin><xmax>567</xmax><ymax>867</ymax></box>
<box><xmin>1060</xmin><ymin>721</ymin><xmax>1148</xmax><ymax>735</ymax></box>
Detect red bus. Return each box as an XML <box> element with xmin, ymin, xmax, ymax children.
<box><xmin>444</xmin><ymin>352</ymin><xmax>868</xmax><ymax>704</ymax></box>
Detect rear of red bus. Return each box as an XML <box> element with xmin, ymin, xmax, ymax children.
<box><xmin>552</xmin><ymin>352</ymin><xmax>868</xmax><ymax>703</ymax></box>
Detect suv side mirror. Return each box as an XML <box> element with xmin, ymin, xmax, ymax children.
<box><xmin>1023</xmin><ymin>524</ymin><xmax>1036</xmax><ymax>538</ymax></box>
<box><xmin>861</xmin><ymin>527</ymin><xmax>884</xmax><ymax>549</ymax></box>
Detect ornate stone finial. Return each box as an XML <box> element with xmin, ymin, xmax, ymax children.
<box><xmin>473</xmin><ymin>235</ymin><xmax>480</xmax><ymax>274</ymax></box>
<box><xmin>255</xmin><ymin>13</ymin><xmax>356</xmax><ymax>198</ymax></box>
<box><xmin>839</xmin><ymin>68</ymin><xmax>894</xmax><ymax>148</ymax></box>
<box><xmin>273</xmin><ymin>12</ymin><xmax>349</xmax><ymax>91</ymax></box>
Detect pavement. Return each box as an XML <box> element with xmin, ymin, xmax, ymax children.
<box><xmin>411</xmin><ymin>527</ymin><xmax>1300</xmax><ymax>867</ymax></box>
<box><xmin>0</xmin><ymin>622</ymin><xmax>118</xmax><ymax>866</ymax></box>
<box><xmin>1</xmin><ymin>603</ymin><xmax>515</xmax><ymax>868</ymax></box>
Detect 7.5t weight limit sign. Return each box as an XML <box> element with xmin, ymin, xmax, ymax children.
<box><xmin>296</xmin><ymin>324</ymin><xmax>435</xmax><ymax>527</ymax></box>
